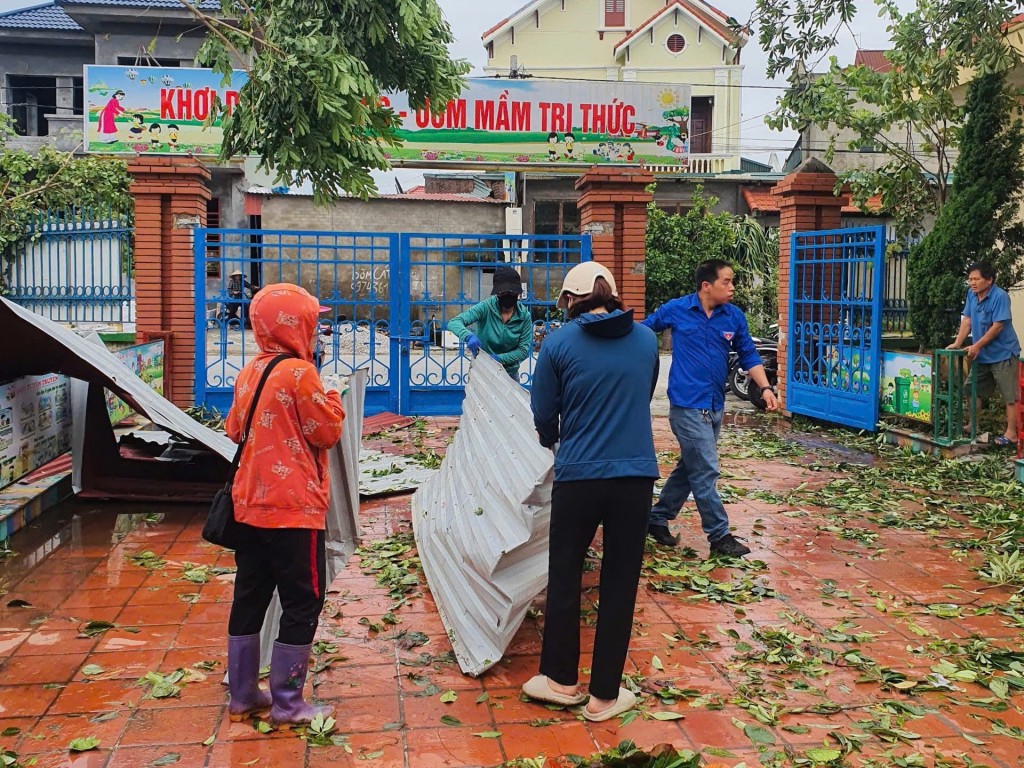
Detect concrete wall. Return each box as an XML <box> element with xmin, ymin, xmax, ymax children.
<box><xmin>208</xmin><ymin>167</ymin><xmax>248</xmax><ymax>229</ymax></box>
<box><xmin>93</xmin><ymin>30</ymin><xmax>205</xmax><ymax>66</ymax></box>
<box><xmin>258</xmin><ymin>196</ymin><xmax>509</xmax><ymax>323</ymax></box>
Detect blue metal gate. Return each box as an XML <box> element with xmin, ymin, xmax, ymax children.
<box><xmin>787</xmin><ymin>226</ymin><xmax>885</xmax><ymax>431</ymax></box>
<box><xmin>194</xmin><ymin>229</ymin><xmax>590</xmax><ymax>415</ymax></box>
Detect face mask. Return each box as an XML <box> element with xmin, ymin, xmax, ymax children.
<box><xmin>497</xmin><ymin>294</ymin><xmax>518</xmax><ymax>310</ymax></box>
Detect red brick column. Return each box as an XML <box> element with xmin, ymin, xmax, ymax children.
<box><xmin>575</xmin><ymin>166</ymin><xmax>655</xmax><ymax>318</ymax></box>
<box><xmin>772</xmin><ymin>159</ymin><xmax>844</xmax><ymax>412</ymax></box>
<box><xmin>128</xmin><ymin>156</ymin><xmax>211</xmax><ymax>407</ymax></box>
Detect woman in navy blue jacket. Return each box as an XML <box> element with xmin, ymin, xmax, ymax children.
<box><xmin>522</xmin><ymin>261</ymin><xmax>660</xmax><ymax>722</ymax></box>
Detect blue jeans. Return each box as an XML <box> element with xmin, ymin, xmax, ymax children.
<box><xmin>650</xmin><ymin>405</ymin><xmax>730</xmax><ymax>543</ymax></box>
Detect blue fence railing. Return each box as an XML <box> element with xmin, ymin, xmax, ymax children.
<box><xmin>194</xmin><ymin>229</ymin><xmax>591</xmax><ymax>416</ymax></box>
<box><xmin>3</xmin><ymin>206</ymin><xmax>134</xmax><ymax>327</ymax></box>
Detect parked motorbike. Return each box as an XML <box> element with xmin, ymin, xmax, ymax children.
<box><xmin>728</xmin><ymin>324</ymin><xmax>779</xmax><ymax>399</ymax></box>
<box><xmin>746</xmin><ymin>340</ymin><xmax>779</xmax><ymax>410</ymax></box>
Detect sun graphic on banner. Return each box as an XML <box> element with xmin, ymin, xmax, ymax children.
<box><xmin>657</xmin><ymin>89</ymin><xmax>679</xmax><ymax>108</ymax></box>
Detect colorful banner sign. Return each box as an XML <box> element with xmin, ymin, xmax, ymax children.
<box><xmin>881</xmin><ymin>351</ymin><xmax>932</xmax><ymax>424</ymax></box>
<box><xmin>84</xmin><ymin>65</ymin><xmax>246</xmax><ymax>155</ymax></box>
<box><xmin>383</xmin><ymin>78</ymin><xmax>693</xmax><ymax>167</ymax></box>
<box><xmin>84</xmin><ymin>67</ymin><xmax>694</xmax><ymax>167</ymax></box>
<box><xmin>0</xmin><ymin>375</ymin><xmax>72</xmax><ymax>489</ymax></box>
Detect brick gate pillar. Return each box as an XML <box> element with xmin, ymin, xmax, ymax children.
<box><xmin>575</xmin><ymin>166</ymin><xmax>654</xmax><ymax>318</ymax></box>
<box><xmin>773</xmin><ymin>158</ymin><xmax>845</xmax><ymax>412</ymax></box>
<box><xmin>128</xmin><ymin>156</ymin><xmax>211</xmax><ymax>407</ymax></box>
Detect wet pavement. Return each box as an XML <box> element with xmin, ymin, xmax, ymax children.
<box><xmin>1</xmin><ymin>412</ymin><xmax>1024</xmax><ymax>767</ymax></box>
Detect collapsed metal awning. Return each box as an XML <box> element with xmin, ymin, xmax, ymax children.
<box><xmin>1</xmin><ymin>298</ymin><xmax>237</xmax><ymax>500</ymax></box>
<box><xmin>412</xmin><ymin>355</ymin><xmax>553</xmax><ymax>676</ymax></box>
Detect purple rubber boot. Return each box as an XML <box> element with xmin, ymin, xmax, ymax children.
<box><xmin>268</xmin><ymin>641</ymin><xmax>334</xmax><ymax>728</ymax></box>
<box><xmin>227</xmin><ymin>634</ymin><xmax>272</xmax><ymax>721</ymax></box>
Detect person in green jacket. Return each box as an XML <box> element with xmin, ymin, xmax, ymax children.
<box><xmin>447</xmin><ymin>266</ymin><xmax>534</xmax><ymax>380</ymax></box>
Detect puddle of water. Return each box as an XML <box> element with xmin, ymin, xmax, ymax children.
<box><xmin>0</xmin><ymin>498</ymin><xmax>201</xmax><ymax>590</ymax></box>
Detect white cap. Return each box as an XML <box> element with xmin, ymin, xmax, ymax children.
<box><xmin>556</xmin><ymin>261</ymin><xmax>618</xmax><ymax>308</ymax></box>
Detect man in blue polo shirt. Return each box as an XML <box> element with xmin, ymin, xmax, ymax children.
<box><xmin>947</xmin><ymin>261</ymin><xmax>1021</xmax><ymax>446</ymax></box>
<box><xmin>642</xmin><ymin>259</ymin><xmax>779</xmax><ymax>557</ymax></box>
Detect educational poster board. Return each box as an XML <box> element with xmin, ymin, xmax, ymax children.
<box><xmin>881</xmin><ymin>350</ymin><xmax>933</xmax><ymax>424</ymax></box>
<box><xmin>106</xmin><ymin>341</ymin><xmax>165</xmax><ymax>424</ymax></box>
<box><xmin>0</xmin><ymin>375</ymin><xmax>73</xmax><ymax>488</ymax></box>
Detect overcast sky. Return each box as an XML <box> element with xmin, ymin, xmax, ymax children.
<box><xmin>0</xmin><ymin>0</ymin><xmax>911</xmax><ymax>191</ymax></box>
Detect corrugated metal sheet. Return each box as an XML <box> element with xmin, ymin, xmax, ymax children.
<box><xmin>359</xmin><ymin>450</ymin><xmax>438</xmax><ymax>497</ymax></box>
<box><xmin>412</xmin><ymin>355</ymin><xmax>553</xmax><ymax>676</ymax></box>
<box><xmin>258</xmin><ymin>370</ymin><xmax>367</xmax><ymax>668</ymax></box>
<box><xmin>362</xmin><ymin>412</ymin><xmax>416</xmax><ymax>437</ymax></box>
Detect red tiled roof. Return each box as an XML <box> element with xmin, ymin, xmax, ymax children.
<box><xmin>405</xmin><ymin>185</ymin><xmax>426</xmax><ymax>195</ymax></box>
<box><xmin>743</xmin><ymin>187</ymin><xmax>883</xmax><ymax>215</ymax></box>
<box><xmin>1005</xmin><ymin>13</ymin><xmax>1024</xmax><ymax>29</ymax></box>
<box><xmin>854</xmin><ymin>49</ymin><xmax>893</xmax><ymax>73</ymax></box>
<box><xmin>615</xmin><ymin>0</ymin><xmax>740</xmax><ymax>54</ymax></box>
<box><xmin>484</xmin><ymin>0</ymin><xmax>739</xmax><ymax>44</ymax></box>
<box><xmin>482</xmin><ymin>0</ymin><xmax>536</xmax><ymax>40</ymax></box>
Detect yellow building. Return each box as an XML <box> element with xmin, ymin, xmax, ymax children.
<box><xmin>481</xmin><ymin>0</ymin><xmax>746</xmax><ymax>174</ymax></box>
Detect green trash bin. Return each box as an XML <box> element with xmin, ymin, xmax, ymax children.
<box><xmin>895</xmin><ymin>376</ymin><xmax>911</xmax><ymax>415</ymax></box>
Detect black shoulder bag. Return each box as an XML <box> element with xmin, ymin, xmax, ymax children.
<box><xmin>202</xmin><ymin>354</ymin><xmax>289</xmax><ymax>549</ymax></box>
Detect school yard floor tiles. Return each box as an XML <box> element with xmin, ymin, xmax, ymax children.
<box><xmin>1</xmin><ymin>414</ymin><xmax>1023</xmax><ymax>767</ymax></box>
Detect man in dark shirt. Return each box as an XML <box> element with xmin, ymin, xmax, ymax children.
<box><xmin>642</xmin><ymin>259</ymin><xmax>779</xmax><ymax>557</ymax></box>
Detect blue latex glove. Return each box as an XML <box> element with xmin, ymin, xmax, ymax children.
<box><xmin>465</xmin><ymin>334</ymin><xmax>482</xmax><ymax>356</ymax></box>
<box><xmin>490</xmin><ymin>354</ymin><xmax>502</xmax><ymax>364</ymax></box>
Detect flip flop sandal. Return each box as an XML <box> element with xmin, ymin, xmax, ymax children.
<box><xmin>993</xmin><ymin>435</ymin><xmax>1015</xmax><ymax>447</ymax></box>
<box><xmin>521</xmin><ymin>675</ymin><xmax>588</xmax><ymax>706</ymax></box>
<box><xmin>582</xmin><ymin>688</ymin><xmax>637</xmax><ymax>722</ymax></box>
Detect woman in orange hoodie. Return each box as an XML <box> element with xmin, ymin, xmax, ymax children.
<box><xmin>224</xmin><ymin>283</ymin><xmax>345</xmax><ymax>727</ymax></box>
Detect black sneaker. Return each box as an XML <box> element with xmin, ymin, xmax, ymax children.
<box><xmin>648</xmin><ymin>525</ymin><xmax>678</xmax><ymax>547</ymax></box>
<box><xmin>709</xmin><ymin>533</ymin><xmax>751</xmax><ymax>558</ymax></box>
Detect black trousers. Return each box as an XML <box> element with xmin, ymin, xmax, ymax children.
<box><xmin>228</xmin><ymin>525</ymin><xmax>327</xmax><ymax>646</ymax></box>
<box><xmin>539</xmin><ymin>477</ymin><xmax>653</xmax><ymax>700</ymax></box>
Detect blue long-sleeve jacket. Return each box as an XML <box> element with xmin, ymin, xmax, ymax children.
<box><xmin>531</xmin><ymin>309</ymin><xmax>660</xmax><ymax>482</ymax></box>
<box><xmin>642</xmin><ymin>294</ymin><xmax>761</xmax><ymax>411</ymax></box>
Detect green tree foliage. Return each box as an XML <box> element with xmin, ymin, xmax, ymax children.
<box><xmin>645</xmin><ymin>187</ymin><xmax>736</xmax><ymax>313</ymax></box>
<box><xmin>907</xmin><ymin>71</ymin><xmax>1024</xmax><ymax>348</ymax></box>
<box><xmin>179</xmin><ymin>0</ymin><xmax>471</xmax><ymax>201</ymax></box>
<box><xmin>645</xmin><ymin>187</ymin><xmax>779</xmax><ymax>333</ymax></box>
<box><xmin>731</xmin><ymin>216</ymin><xmax>779</xmax><ymax>335</ymax></box>
<box><xmin>742</xmin><ymin>0</ymin><xmax>1022</xmax><ymax>237</ymax></box>
<box><xmin>0</xmin><ymin>115</ymin><xmax>131</xmax><ymax>277</ymax></box>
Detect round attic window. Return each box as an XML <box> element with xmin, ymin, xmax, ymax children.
<box><xmin>666</xmin><ymin>33</ymin><xmax>687</xmax><ymax>54</ymax></box>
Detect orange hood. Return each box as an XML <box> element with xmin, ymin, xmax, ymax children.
<box><xmin>249</xmin><ymin>283</ymin><xmax>320</xmax><ymax>361</ymax></box>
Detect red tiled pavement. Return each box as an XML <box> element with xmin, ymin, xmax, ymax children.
<box><xmin>0</xmin><ymin>415</ymin><xmax>1022</xmax><ymax>766</ymax></box>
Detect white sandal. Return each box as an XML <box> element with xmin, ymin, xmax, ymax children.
<box><xmin>521</xmin><ymin>674</ymin><xmax>588</xmax><ymax>706</ymax></box>
<box><xmin>582</xmin><ymin>688</ymin><xmax>637</xmax><ymax>722</ymax></box>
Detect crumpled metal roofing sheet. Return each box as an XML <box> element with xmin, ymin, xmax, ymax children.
<box><xmin>359</xmin><ymin>449</ymin><xmax>438</xmax><ymax>497</ymax></box>
<box><xmin>412</xmin><ymin>355</ymin><xmax>553</xmax><ymax>676</ymax></box>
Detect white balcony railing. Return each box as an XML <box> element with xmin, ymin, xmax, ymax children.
<box><xmin>643</xmin><ymin>153</ymin><xmax>737</xmax><ymax>175</ymax></box>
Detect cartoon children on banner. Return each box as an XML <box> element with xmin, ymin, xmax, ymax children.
<box><xmin>96</xmin><ymin>90</ymin><xmax>126</xmax><ymax>144</ymax></box>
<box><xmin>128</xmin><ymin>114</ymin><xmax>145</xmax><ymax>140</ymax></box>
